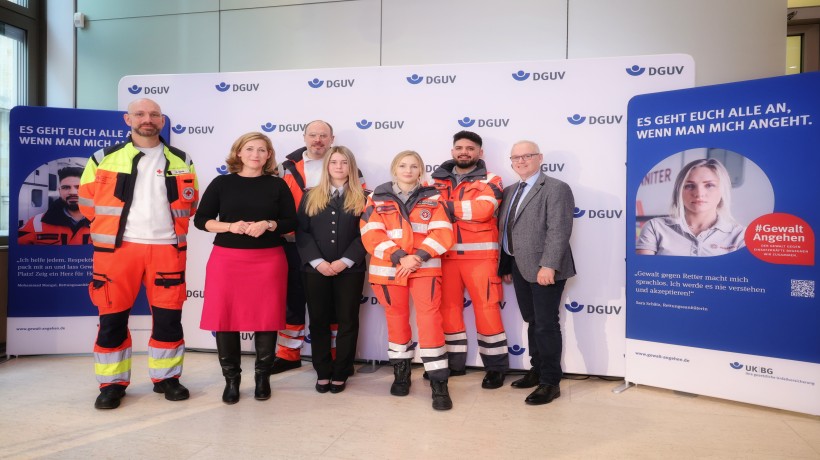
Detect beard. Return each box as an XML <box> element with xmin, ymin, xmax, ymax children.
<box><xmin>455</xmin><ymin>158</ymin><xmax>479</xmax><ymax>169</ymax></box>
<box><xmin>65</xmin><ymin>198</ymin><xmax>80</xmax><ymax>212</ymax></box>
<box><xmin>134</xmin><ymin>123</ymin><xmax>160</xmax><ymax>137</ymax></box>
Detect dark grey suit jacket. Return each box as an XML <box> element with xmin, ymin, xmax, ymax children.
<box><xmin>498</xmin><ymin>172</ymin><xmax>576</xmax><ymax>283</ymax></box>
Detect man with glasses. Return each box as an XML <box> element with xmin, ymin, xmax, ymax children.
<box><xmin>498</xmin><ymin>140</ymin><xmax>576</xmax><ymax>405</ymax></box>
<box><xmin>18</xmin><ymin>166</ymin><xmax>90</xmax><ymax>245</ymax></box>
<box><xmin>79</xmin><ymin>98</ymin><xmax>199</xmax><ymax>409</ymax></box>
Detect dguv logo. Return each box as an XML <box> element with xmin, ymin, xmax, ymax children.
<box><xmin>457</xmin><ymin>117</ymin><xmax>509</xmax><ymax>128</ymax></box>
<box><xmin>626</xmin><ymin>65</ymin><xmax>684</xmax><ymax>76</ymax></box>
<box><xmin>511</xmin><ymin>70</ymin><xmax>530</xmax><ymax>81</ymax></box>
<box><xmin>127</xmin><ymin>84</ymin><xmax>168</xmax><ymax>95</ymax></box>
<box><xmin>565</xmin><ymin>301</ymin><xmax>584</xmax><ymax>313</ymax></box>
<box><xmin>511</xmin><ymin>70</ymin><xmax>565</xmax><ymax>81</ymax></box>
<box><xmin>406</xmin><ymin>74</ymin><xmax>423</xmax><ymax>85</ymax></box>
<box><xmin>729</xmin><ymin>362</ymin><xmax>743</xmax><ymax>370</ymax></box>
<box><xmin>171</xmin><ymin>123</ymin><xmax>214</xmax><ymax>135</ymax></box>
<box><xmin>626</xmin><ymin>65</ymin><xmax>646</xmax><ymax>76</ymax></box>
<box><xmin>216</xmin><ymin>165</ymin><xmax>229</xmax><ymax>175</ymax></box>
<box><xmin>574</xmin><ymin>207</ymin><xmax>623</xmax><ymax>219</ymax></box>
<box><xmin>405</xmin><ymin>74</ymin><xmax>456</xmax><ymax>85</ymax></box>
<box><xmin>308</xmin><ymin>77</ymin><xmax>355</xmax><ymax>88</ymax></box>
<box><xmin>566</xmin><ymin>301</ymin><xmax>623</xmax><ymax>315</ymax></box>
<box><xmin>359</xmin><ymin>295</ymin><xmax>381</xmax><ymax>305</ymax></box>
<box><xmin>214</xmin><ymin>82</ymin><xmax>259</xmax><ymax>92</ymax></box>
<box><xmin>566</xmin><ymin>114</ymin><xmax>623</xmax><ymax>125</ymax></box>
<box><xmin>508</xmin><ymin>344</ymin><xmax>526</xmax><ymax>356</ymax></box>
<box><xmin>567</xmin><ymin>114</ymin><xmax>586</xmax><ymax>125</ymax></box>
<box><xmin>356</xmin><ymin>119</ymin><xmax>404</xmax><ymax>130</ymax></box>
<box><xmin>262</xmin><ymin>122</ymin><xmax>307</xmax><ymax>133</ymax></box>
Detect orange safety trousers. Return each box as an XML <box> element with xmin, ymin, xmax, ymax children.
<box><xmin>440</xmin><ymin>258</ymin><xmax>509</xmax><ymax>372</ymax></box>
<box><xmin>372</xmin><ymin>276</ymin><xmax>450</xmax><ymax>381</ymax></box>
<box><xmin>90</xmin><ymin>242</ymin><xmax>187</xmax><ymax>388</ymax></box>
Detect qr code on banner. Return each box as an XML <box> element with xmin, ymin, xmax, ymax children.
<box><xmin>791</xmin><ymin>279</ymin><xmax>815</xmax><ymax>298</ymax></box>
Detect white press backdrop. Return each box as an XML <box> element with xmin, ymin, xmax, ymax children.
<box><xmin>117</xmin><ymin>55</ymin><xmax>694</xmax><ymax>375</ymax></box>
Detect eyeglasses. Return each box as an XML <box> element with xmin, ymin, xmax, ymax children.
<box><xmin>129</xmin><ymin>111</ymin><xmax>163</xmax><ymax>119</ymax></box>
<box><xmin>510</xmin><ymin>153</ymin><xmax>540</xmax><ymax>162</ymax></box>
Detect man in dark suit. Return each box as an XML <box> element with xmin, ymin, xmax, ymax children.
<box><xmin>498</xmin><ymin>140</ymin><xmax>576</xmax><ymax>405</ymax></box>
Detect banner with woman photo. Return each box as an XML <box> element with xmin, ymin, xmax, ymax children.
<box><xmin>625</xmin><ymin>72</ymin><xmax>819</xmax><ymax>415</ymax></box>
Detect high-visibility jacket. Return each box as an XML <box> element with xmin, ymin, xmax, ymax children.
<box><xmin>429</xmin><ymin>159</ymin><xmax>503</xmax><ymax>260</ymax></box>
<box><xmin>17</xmin><ymin>200</ymin><xmax>91</xmax><ymax>245</ymax></box>
<box><xmin>78</xmin><ymin>136</ymin><xmax>198</xmax><ymax>252</ymax></box>
<box><xmin>360</xmin><ymin>183</ymin><xmax>454</xmax><ymax>286</ymax></box>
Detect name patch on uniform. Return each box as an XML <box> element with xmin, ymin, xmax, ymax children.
<box><xmin>169</xmin><ymin>169</ymin><xmax>188</xmax><ymax>175</ymax></box>
<box><xmin>418</xmin><ymin>200</ymin><xmax>438</xmax><ymax>207</ymax></box>
<box><xmin>377</xmin><ymin>205</ymin><xmax>397</xmax><ymax>213</ymax></box>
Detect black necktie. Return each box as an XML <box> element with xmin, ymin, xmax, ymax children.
<box><xmin>331</xmin><ymin>189</ymin><xmax>340</xmax><ymax>199</ymax></box>
<box><xmin>505</xmin><ymin>182</ymin><xmax>527</xmax><ymax>255</ymax></box>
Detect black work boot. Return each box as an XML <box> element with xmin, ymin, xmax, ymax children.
<box><xmin>94</xmin><ymin>384</ymin><xmax>126</xmax><ymax>409</ymax></box>
<box><xmin>152</xmin><ymin>378</ymin><xmax>190</xmax><ymax>401</ymax></box>
<box><xmin>390</xmin><ymin>359</ymin><xmax>412</xmax><ymax>396</ymax></box>
<box><xmin>216</xmin><ymin>332</ymin><xmax>242</xmax><ymax>404</ymax></box>
<box><xmin>431</xmin><ymin>379</ymin><xmax>453</xmax><ymax>411</ymax></box>
<box><xmin>254</xmin><ymin>332</ymin><xmax>277</xmax><ymax>400</ymax></box>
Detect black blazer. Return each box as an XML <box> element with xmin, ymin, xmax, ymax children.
<box><xmin>296</xmin><ymin>193</ymin><xmax>367</xmax><ymax>273</ymax></box>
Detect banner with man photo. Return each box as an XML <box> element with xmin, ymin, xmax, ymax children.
<box><xmin>7</xmin><ymin>106</ymin><xmax>170</xmax><ymax>355</ymax></box>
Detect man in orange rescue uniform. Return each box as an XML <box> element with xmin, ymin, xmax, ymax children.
<box><xmin>79</xmin><ymin>98</ymin><xmax>198</xmax><ymax>410</ymax></box>
<box><xmin>430</xmin><ymin>130</ymin><xmax>509</xmax><ymax>389</ymax></box>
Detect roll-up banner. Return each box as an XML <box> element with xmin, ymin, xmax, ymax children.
<box><xmin>625</xmin><ymin>72</ymin><xmax>819</xmax><ymax>415</ymax></box>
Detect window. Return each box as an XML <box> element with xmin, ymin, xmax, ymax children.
<box><xmin>0</xmin><ymin>1</ymin><xmax>41</xmax><ymax>242</ymax></box>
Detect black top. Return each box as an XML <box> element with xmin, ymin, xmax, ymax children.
<box><xmin>296</xmin><ymin>192</ymin><xmax>367</xmax><ymax>273</ymax></box>
<box><xmin>194</xmin><ymin>173</ymin><xmax>297</xmax><ymax>249</ymax></box>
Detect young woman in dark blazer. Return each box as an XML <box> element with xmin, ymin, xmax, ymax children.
<box><xmin>296</xmin><ymin>146</ymin><xmax>368</xmax><ymax>394</ymax></box>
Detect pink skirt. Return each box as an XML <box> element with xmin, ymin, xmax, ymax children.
<box><xmin>200</xmin><ymin>246</ymin><xmax>287</xmax><ymax>332</ymax></box>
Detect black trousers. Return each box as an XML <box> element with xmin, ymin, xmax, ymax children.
<box><xmin>510</xmin><ymin>259</ymin><xmax>566</xmax><ymax>386</ymax></box>
<box><xmin>284</xmin><ymin>242</ymin><xmax>307</xmax><ymax>326</ymax></box>
<box><xmin>302</xmin><ymin>270</ymin><xmax>366</xmax><ymax>381</ymax></box>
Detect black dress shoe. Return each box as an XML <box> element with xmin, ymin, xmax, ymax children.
<box><xmin>423</xmin><ymin>368</ymin><xmax>466</xmax><ymax>380</ymax></box>
<box><xmin>270</xmin><ymin>358</ymin><xmax>302</xmax><ymax>375</ymax></box>
<box><xmin>330</xmin><ymin>381</ymin><xmax>347</xmax><ymax>394</ymax></box>
<box><xmin>153</xmin><ymin>378</ymin><xmax>190</xmax><ymax>401</ymax></box>
<box><xmin>481</xmin><ymin>371</ymin><xmax>505</xmax><ymax>389</ymax></box>
<box><xmin>94</xmin><ymin>385</ymin><xmax>126</xmax><ymax>409</ymax></box>
<box><xmin>511</xmin><ymin>368</ymin><xmax>540</xmax><ymax>389</ymax></box>
<box><xmin>525</xmin><ymin>384</ymin><xmax>560</xmax><ymax>405</ymax></box>
<box><xmin>315</xmin><ymin>381</ymin><xmax>331</xmax><ymax>393</ymax></box>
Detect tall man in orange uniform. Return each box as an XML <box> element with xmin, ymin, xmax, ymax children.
<box><xmin>79</xmin><ymin>98</ymin><xmax>198</xmax><ymax>409</ymax></box>
<box><xmin>430</xmin><ymin>130</ymin><xmax>509</xmax><ymax>389</ymax></box>
<box><xmin>275</xmin><ymin>120</ymin><xmax>367</xmax><ymax>374</ymax></box>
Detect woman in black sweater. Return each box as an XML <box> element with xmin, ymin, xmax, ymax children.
<box><xmin>194</xmin><ymin>132</ymin><xmax>296</xmax><ymax>404</ymax></box>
